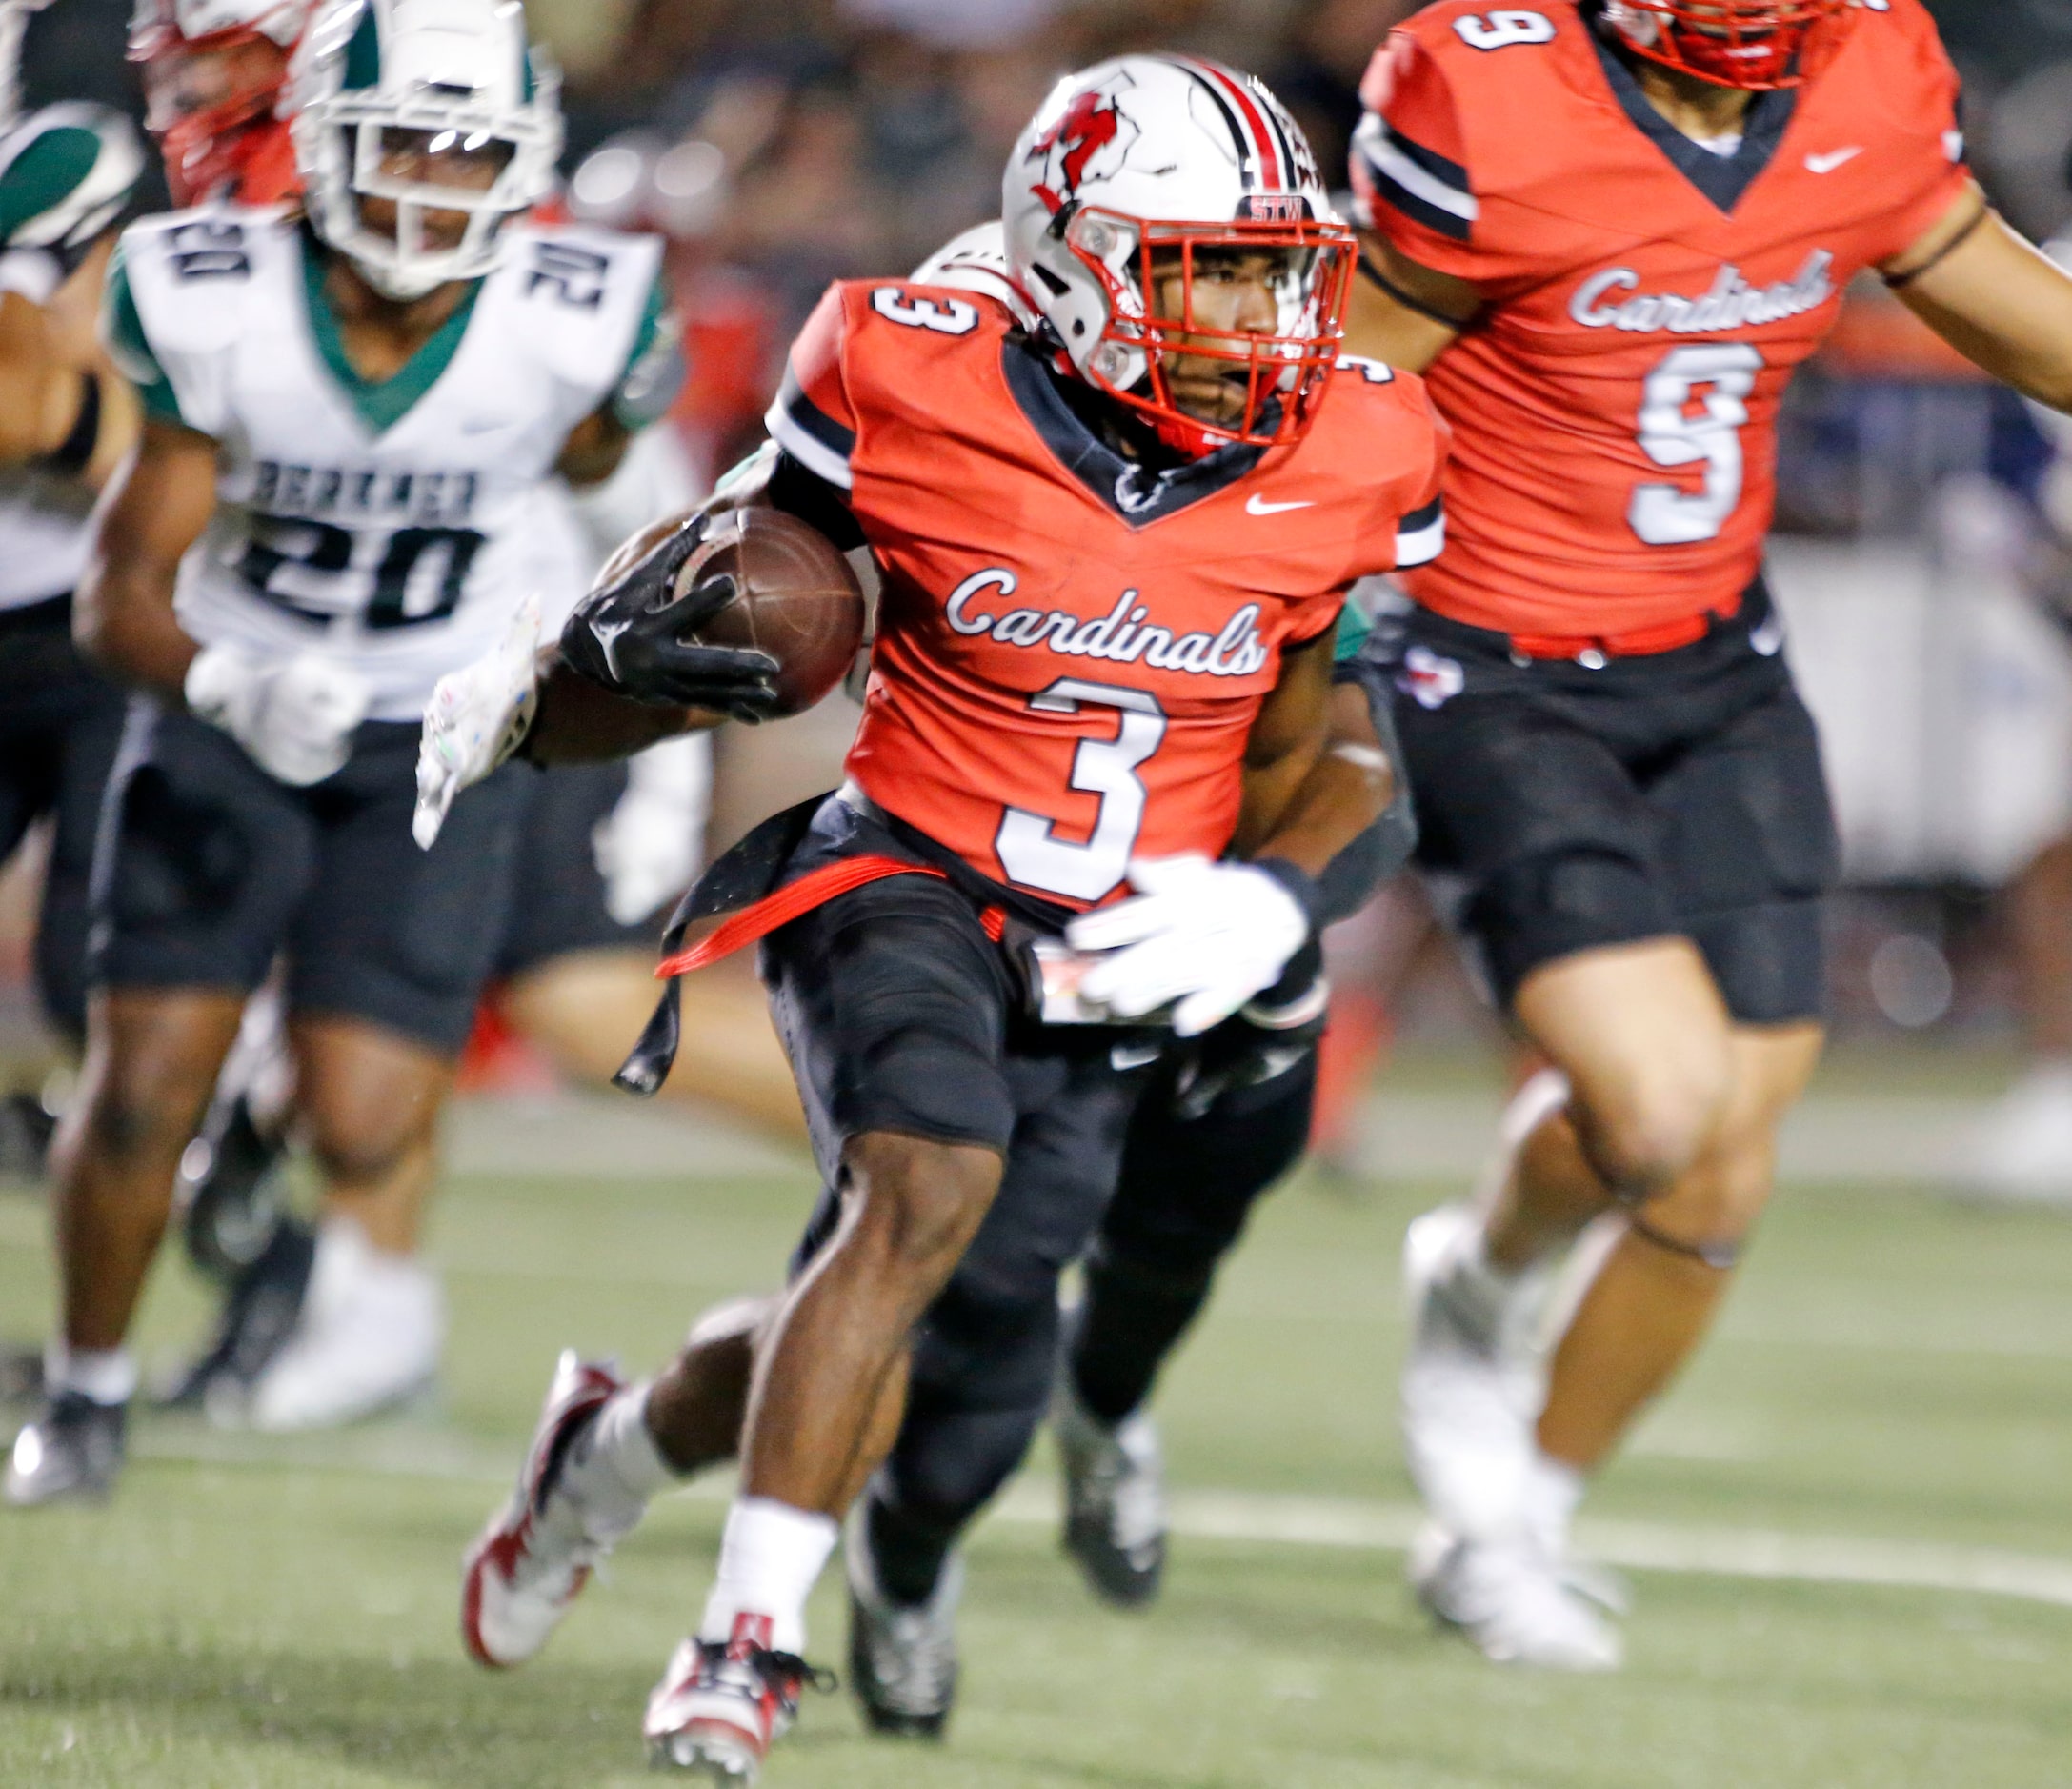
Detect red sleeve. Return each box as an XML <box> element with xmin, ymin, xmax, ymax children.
<box><xmin>764</xmin><ymin>283</ymin><xmax>857</xmax><ymax>490</ymax></box>
<box><xmin>1858</xmin><ymin>0</ymin><xmax>1973</xmax><ymax>269</ymax></box>
<box><xmin>1350</xmin><ymin>31</ymin><xmax>1486</xmax><ymax>283</ymax></box>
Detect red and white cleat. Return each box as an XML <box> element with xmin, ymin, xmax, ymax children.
<box><xmin>644</xmin><ymin>1614</ymin><xmax>833</xmax><ymax>1780</ymax></box>
<box><xmin>461</xmin><ymin>1349</ymin><xmax>624</xmax><ymax>1669</ymax></box>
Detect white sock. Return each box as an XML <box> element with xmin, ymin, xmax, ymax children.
<box><xmin>560</xmin><ymin>1383</ymin><xmax>677</xmax><ymax>1542</ymax></box>
<box><xmin>46</xmin><ymin>1342</ymin><xmax>137</xmax><ymax>1406</ymax></box>
<box><xmin>1521</xmin><ymin>1447</ymin><xmax>1586</xmax><ymax>1560</ymax></box>
<box><xmin>697</xmin><ymin>1496</ymin><xmax>840</xmax><ymax>1656</ymax></box>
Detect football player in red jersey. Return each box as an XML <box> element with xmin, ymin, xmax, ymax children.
<box><xmin>426</xmin><ymin>56</ymin><xmax>1442</xmax><ymax>1778</ymax></box>
<box><xmin>129</xmin><ymin>0</ymin><xmax>308</xmax><ymax>208</ymax></box>
<box><xmin>1346</xmin><ymin>0</ymin><xmax>2072</xmax><ymax>1668</ymax></box>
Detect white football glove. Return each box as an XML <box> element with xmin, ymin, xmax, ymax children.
<box><xmin>1066</xmin><ymin>854</ymin><xmax>1311</xmax><ymax>1037</ymax></box>
<box><xmin>591</xmin><ymin>734</ymin><xmax>712</xmax><ymax>925</ymax></box>
<box><xmin>184</xmin><ymin>644</ymin><xmax>372</xmax><ymax>789</ymax></box>
<box><xmin>412</xmin><ymin>596</ymin><xmax>542</xmax><ymax>850</ymax></box>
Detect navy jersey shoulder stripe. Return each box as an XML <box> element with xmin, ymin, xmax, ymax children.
<box><xmin>1394</xmin><ymin>495</ymin><xmax>1445</xmax><ymax>568</ymax></box>
<box><xmin>1354</xmin><ymin>112</ymin><xmax>1475</xmax><ymax>243</ymax></box>
<box><xmin>765</xmin><ymin>363</ymin><xmax>855</xmax><ymax>491</ymax></box>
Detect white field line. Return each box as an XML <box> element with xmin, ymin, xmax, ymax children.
<box><xmin>129</xmin><ymin>1426</ymin><xmax>2072</xmax><ymax>1613</ymax></box>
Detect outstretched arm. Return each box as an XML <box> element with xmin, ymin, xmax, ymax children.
<box><xmin>1887</xmin><ymin>185</ymin><xmax>2072</xmax><ymax>412</ymax></box>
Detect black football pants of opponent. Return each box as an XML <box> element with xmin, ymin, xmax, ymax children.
<box><xmin>0</xmin><ymin>594</ymin><xmax>128</xmax><ymax>1045</ymax></box>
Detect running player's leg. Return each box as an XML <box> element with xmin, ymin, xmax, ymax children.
<box><xmin>9</xmin><ymin>701</ymin><xmax>310</xmax><ymax>1504</ymax></box>
<box><xmin>1519</xmin><ymin>672</ymin><xmax>1835</xmax><ymax>1478</ymax></box>
<box><xmin>1534</xmin><ymin>1019</ymin><xmax>1821</xmax><ymax>1471</ymax></box>
<box><xmin>240</xmin><ymin>722</ymin><xmax>527</xmax><ymax>1431</ymax></box>
<box><xmin>1056</xmin><ymin>1041</ymin><xmax>1316</xmax><ymax>1605</ymax></box>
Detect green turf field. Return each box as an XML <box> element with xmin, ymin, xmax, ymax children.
<box><xmin>3</xmin><ymin>1115</ymin><xmax>2070</xmax><ymax>1787</ymax></box>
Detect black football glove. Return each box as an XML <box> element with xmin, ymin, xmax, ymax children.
<box><xmin>558</xmin><ymin>512</ymin><xmax>782</xmax><ymax>722</ymax></box>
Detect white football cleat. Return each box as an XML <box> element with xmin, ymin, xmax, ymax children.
<box><xmin>1959</xmin><ymin>1061</ymin><xmax>2072</xmax><ymax>1205</ymax></box>
<box><xmin>1399</xmin><ymin>1204</ymin><xmax>1548</xmax><ymax>1540</ymax></box>
<box><xmin>1409</xmin><ymin>1522</ymin><xmax>1623</xmax><ymax>1673</ymax></box>
<box><xmin>462</xmin><ymin>1350</ymin><xmax>625</xmax><ymax>1669</ymax></box>
<box><xmin>237</xmin><ymin>1218</ymin><xmax>443</xmax><ymax>1432</ymax></box>
<box><xmin>645</xmin><ymin>1615</ymin><xmax>830</xmax><ymax>1780</ymax></box>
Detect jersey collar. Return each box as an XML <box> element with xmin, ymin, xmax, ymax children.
<box><xmin>1585</xmin><ymin>16</ymin><xmax>1799</xmax><ymax>215</ymax></box>
<box><xmin>296</xmin><ymin>227</ymin><xmax>483</xmax><ymax>436</ymax></box>
<box><xmin>999</xmin><ymin>337</ymin><xmax>1266</xmax><ymax>529</ymax></box>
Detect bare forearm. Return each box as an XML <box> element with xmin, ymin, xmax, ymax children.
<box><xmin>527</xmin><ymin>652</ymin><xmax>725</xmax><ymax>763</ymax></box>
<box><xmin>1240</xmin><ymin>741</ymin><xmax>1392</xmax><ymax>876</ymax></box>
<box><xmin>1895</xmin><ymin>201</ymin><xmax>2072</xmax><ymax>413</ymax></box>
<box><xmin>73</xmin><ymin>559</ymin><xmax>199</xmax><ymax>696</ymax></box>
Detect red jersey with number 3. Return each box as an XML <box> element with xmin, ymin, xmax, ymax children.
<box><xmin>1352</xmin><ymin>0</ymin><xmax>1968</xmax><ymax>640</ymax></box>
<box><xmin>766</xmin><ymin>279</ymin><xmax>1446</xmax><ymax>907</ymax></box>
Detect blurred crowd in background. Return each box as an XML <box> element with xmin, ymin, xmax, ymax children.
<box><xmin>11</xmin><ymin>0</ymin><xmax>2072</xmax><ymax>1120</ymax></box>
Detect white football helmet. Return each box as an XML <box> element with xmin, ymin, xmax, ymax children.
<box><xmin>289</xmin><ymin>0</ymin><xmax>559</xmax><ymax>301</ymax></box>
<box><xmin>1003</xmin><ymin>54</ymin><xmax>1354</xmax><ymax>456</ymax></box>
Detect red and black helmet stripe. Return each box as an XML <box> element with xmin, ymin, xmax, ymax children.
<box><xmin>1164</xmin><ymin>54</ymin><xmax>1299</xmax><ymax>194</ymax></box>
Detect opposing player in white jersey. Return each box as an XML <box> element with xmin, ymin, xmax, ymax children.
<box><xmin>2</xmin><ymin>0</ymin><xmax>744</xmax><ymax>1504</ymax></box>
<box><xmin>0</xmin><ymin>2</ymin><xmax>147</xmax><ymax>1069</ymax></box>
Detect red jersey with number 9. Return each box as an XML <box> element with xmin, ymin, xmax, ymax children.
<box><xmin>1352</xmin><ymin>0</ymin><xmax>1968</xmax><ymax>641</ymax></box>
<box><xmin>766</xmin><ymin>279</ymin><xmax>1446</xmax><ymax>907</ymax></box>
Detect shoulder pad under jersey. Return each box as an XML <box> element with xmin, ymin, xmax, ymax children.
<box><xmin>0</xmin><ymin>102</ymin><xmax>145</xmax><ymax>295</ymax></box>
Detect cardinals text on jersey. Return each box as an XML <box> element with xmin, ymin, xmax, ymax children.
<box><xmin>103</xmin><ymin>205</ymin><xmax>672</xmax><ymax>718</ymax></box>
<box><xmin>1353</xmin><ymin>0</ymin><xmax>1968</xmax><ymax>643</ymax></box>
<box><xmin>765</xmin><ymin>279</ymin><xmax>1446</xmax><ymax>906</ymax></box>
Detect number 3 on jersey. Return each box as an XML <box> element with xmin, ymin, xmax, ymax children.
<box><xmin>996</xmin><ymin>679</ymin><xmax>1166</xmax><ymax>902</ymax></box>
<box><xmin>1630</xmin><ymin>343</ymin><xmax>1763</xmax><ymax>547</ymax></box>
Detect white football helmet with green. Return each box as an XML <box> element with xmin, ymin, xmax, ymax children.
<box><xmin>288</xmin><ymin>0</ymin><xmax>559</xmax><ymax>301</ymax></box>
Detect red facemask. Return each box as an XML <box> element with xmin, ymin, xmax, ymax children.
<box><xmin>1606</xmin><ymin>0</ymin><xmax>1852</xmax><ymax>91</ymax></box>
<box><xmin>1063</xmin><ymin>209</ymin><xmax>1358</xmax><ymax>460</ymax></box>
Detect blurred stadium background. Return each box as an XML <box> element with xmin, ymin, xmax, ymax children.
<box><xmin>3</xmin><ymin>3</ymin><xmax>2071</xmax><ymax>1785</ymax></box>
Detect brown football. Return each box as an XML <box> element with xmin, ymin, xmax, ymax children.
<box><xmin>674</xmin><ymin>508</ymin><xmax>865</xmax><ymax>717</ymax></box>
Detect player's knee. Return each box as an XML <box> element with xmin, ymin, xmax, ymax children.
<box><xmin>306</xmin><ymin>1096</ymin><xmax>437</xmax><ymax>1188</ymax></box>
<box><xmin>1640</xmin><ymin>1117</ymin><xmax>1779</xmax><ymax>1250</ymax></box>
<box><xmin>843</xmin><ymin>1131</ymin><xmax>1003</xmax><ymax>1280</ymax></box>
<box><xmin>1577</xmin><ymin>1045</ymin><xmax>1732</xmax><ymax>1196</ymax></box>
<box><xmin>82</xmin><ymin>1050</ymin><xmax>216</xmax><ymax>1173</ymax></box>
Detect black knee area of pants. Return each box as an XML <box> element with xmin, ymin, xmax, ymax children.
<box><xmin>1683</xmin><ymin>897</ymin><xmax>1825</xmax><ymax>1026</ymax></box>
<box><xmin>1470</xmin><ymin>845</ymin><xmax>1673</xmax><ymax>1007</ymax></box>
<box><xmin>867</xmin><ymin>1398</ymin><xmax>1042</xmax><ymax>1605</ymax></box>
<box><xmin>1071</xmin><ymin>1053</ymin><xmax>1315</xmax><ymax>1424</ymax></box>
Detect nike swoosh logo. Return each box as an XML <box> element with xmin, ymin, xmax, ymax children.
<box><xmin>1804</xmin><ymin>147</ymin><xmax>1863</xmax><ymax>174</ymax></box>
<box><xmin>1246</xmin><ymin>495</ymin><xmax>1315</xmax><ymax>515</ymax></box>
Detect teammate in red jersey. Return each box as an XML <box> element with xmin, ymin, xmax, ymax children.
<box><xmin>129</xmin><ymin>0</ymin><xmax>307</xmax><ymax>208</ymax></box>
<box><xmin>1346</xmin><ymin>0</ymin><xmax>2072</xmax><ymax>1668</ymax></box>
<box><xmin>425</xmin><ymin>55</ymin><xmax>1441</xmax><ymax>1778</ymax></box>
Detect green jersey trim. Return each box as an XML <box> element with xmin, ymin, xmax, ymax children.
<box><xmin>0</xmin><ymin>125</ymin><xmax>101</xmax><ymax>246</ymax></box>
<box><xmin>298</xmin><ymin>231</ymin><xmax>481</xmax><ymax>435</ymax></box>
<box><xmin>609</xmin><ymin>268</ymin><xmax>683</xmax><ymax>430</ymax></box>
<box><xmin>1333</xmin><ymin>594</ymin><xmax>1373</xmax><ymax>664</ymax></box>
<box><xmin>101</xmin><ymin>242</ymin><xmax>186</xmax><ymax>426</ymax></box>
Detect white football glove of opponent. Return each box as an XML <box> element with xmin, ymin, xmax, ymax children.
<box><xmin>184</xmin><ymin>643</ymin><xmax>372</xmax><ymax>789</ymax></box>
<box><xmin>412</xmin><ymin>596</ymin><xmax>542</xmax><ymax>850</ymax></box>
<box><xmin>1066</xmin><ymin>854</ymin><xmax>1312</xmax><ymax>1037</ymax></box>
